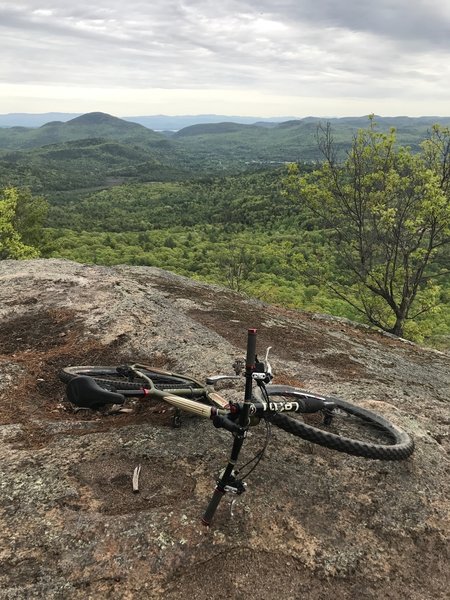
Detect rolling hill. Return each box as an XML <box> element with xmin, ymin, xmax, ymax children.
<box><xmin>174</xmin><ymin>122</ymin><xmax>260</xmax><ymax>136</ymax></box>
<box><xmin>2</xmin><ymin>112</ymin><xmax>450</xmax><ymax>193</ymax></box>
<box><xmin>173</xmin><ymin>115</ymin><xmax>450</xmax><ymax>165</ymax></box>
<box><xmin>0</xmin><ymin>112</ymin><xmax>296</xmax><ymax>129</ymax></box>
<box><xmin>0</xmin><ymin>112</ymin><xmax>169</xmax><ymax>151</ymax></box>
<box><xmin>0</xmin><ymin>113</ymin><xmax>189</xmax><ymax>191</ymax></box>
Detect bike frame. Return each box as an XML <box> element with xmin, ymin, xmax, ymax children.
<box><xmin>201</xmin><ymin>328</ymin><xmax>257</xmax><ymax>526</ymax></box>
<box><xmin>65</xmin><ymin>329</ymin><xmax>303</xmax><ymax>522</ymax></box>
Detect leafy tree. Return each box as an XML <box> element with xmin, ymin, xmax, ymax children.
<box><xmin>13</xmin><ymin>187</ymin><xmax>48</xmax><ymax>248</ymax></box>
<box><xmin>218</xmin><ymin>245</ymin><xmax>255</xmax><ymax>292</ymax></box>
<box><xmin>286</xmin><ymin>120</ymin><xmax>450</xmax><ymax>338</ymax></box>
<box><xmin>0</xmin><ymin>187</ymin><xmax>46</xmax><ymax>259</ymax></box>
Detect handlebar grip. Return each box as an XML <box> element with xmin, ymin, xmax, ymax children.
<box><xmin>212</xmin><ymin>414</ymin><xmax>242</xmax><ymax>434</ymax></box>
<box><xmin>301</xmin><ymin>397</ymin><xmax>327</xmax><ymax>413</ymax></box>
<box><xmin>201</xmin><ymin>487</ymin><xmax>225</xmax><ymax>526</ymax></box>
<box><xmin>245</xmin><ymin>328</ymin><xmax>257</xmax><ymax>369</ymax></box>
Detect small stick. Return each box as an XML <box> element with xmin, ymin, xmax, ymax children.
<box><xmin>132</xmin><ymin>465</ymin><xmax>142</xmax><ymax>493</ymax></box>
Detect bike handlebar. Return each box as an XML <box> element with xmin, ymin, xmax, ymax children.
<box><xmin>245</xmin><ymin>328</ymin><xmax>257</xmax><ymax>373</ymax></box>
<box><xmin>212</xmin><ymin>413</ymin><xmax>244</xmax><ymax>434</ymax></box>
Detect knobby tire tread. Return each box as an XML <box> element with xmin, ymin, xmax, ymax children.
<box><xmin>59</xmin><ymin>365</ymin><xmax>205</xmax><ymax>393</ymax></box>
<box><xmin>264</xmin><ymin>385</ymin><xmax>414</xmax><ymax>461</ymax></box>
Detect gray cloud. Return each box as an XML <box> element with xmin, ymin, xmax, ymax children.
<box><xmin>0</xmin><ymin>1</ymin><xmax>449</xmax><ymax>114</ymax></box>
<box><xmin>242</xmin><ymin>0</ymin><xmax>450</xmax><ymax>49</ymax></box>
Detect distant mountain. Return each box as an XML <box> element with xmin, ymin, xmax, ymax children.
<box><xmin>172</xmin><ymin>115</ymin><xmax>450</xmax><ymax>166</ymax></box>
<box><xmin>173</xmin><ymin>119</ymin><xmax>323</xmax><ymax>165</ymax></box>
<box><xmin>68</xmin><ymin>112</ymin><xmax>129</xmax><ymax>129</ymax></box>
<box><xmin>60</xmin><ymin>112</ymin><xmax>166</xmax><ymax>144</ymax></box>
<box><xmin>122</xmin><ymin>114</ymin><xmax>294</xmax><ymax>130</ymax></box>
<box><xmin>2</xmin><ymin>112</ymin><xmax>450</xmax><ymax>193</ymax></box>
<box><xmin>0</xmin><ymin>112</ymin><xmax>188</xmax><ymax>191</ymax></box>
<box><xmin>174</xmin><ymin>122</ymin><xmax>259</xmax><ymax>137</ymax></box>
<box><xmin>2</xmin><ymin>112</ymin><xmax>450</xmax><ymax>133</ymax></box>
<box><xmin>0</xmin><ymin>112</ymin><xmax>296</xmax><ymax>130</ymax></box>
<box><xmin>0</xmin><ymin>112</ymin><xmax>169</xmax><ymax>151</ymax></box>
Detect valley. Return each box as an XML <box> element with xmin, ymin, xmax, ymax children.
<box><xmin>1</xmin><ymin>112</ymin><xmax>450</xmax><ymax>348</ymax></box>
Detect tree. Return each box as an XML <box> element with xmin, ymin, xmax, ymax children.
<box><xmin>286</xmin><ymin>120</ymin><xmax>450</xmax><ymax>338</ymax></box>
<box><xmin>13</xmin><ymin>187</ymin><xmax>48</xmax><ymax>249</ymax></box>
<box><xmin>0</xmin><ymin>187</ymin><xmax>47</xmax><ymax>259</ymax></box>
<box><xmin>219</xmin><ymin>245</ymin><xmax>255</xmax><ymax>292</ymax></box>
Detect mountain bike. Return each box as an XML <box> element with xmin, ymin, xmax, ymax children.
<box><xmin>59</xmin><ymin>328</ymin><xmax>414</xmax><ymax>525</ymax></box>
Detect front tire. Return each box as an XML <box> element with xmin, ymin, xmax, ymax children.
<box><xmin>259</xmin><ymin>385</ymin><xmax>414</xmax><ymax>460</ymax></box>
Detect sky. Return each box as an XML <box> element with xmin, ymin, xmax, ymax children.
<box><xmin>1</xmin><ymin>0</ymin><xmax>450</xmax><ymax>118</ymax></box>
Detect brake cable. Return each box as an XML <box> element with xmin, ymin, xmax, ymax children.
<box><xmin>233</xmin><ymin>380</ymin><xmax>272</xmax><ymax>480</ymax></box>
<box><xmin>236</xmin><ymin>418</ymin><xmax>272</xmax><ymax>480</ymax></box>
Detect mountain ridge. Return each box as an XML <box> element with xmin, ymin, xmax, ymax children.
<box><xmin>2</xmin><ymin>111</ymin><xmax>450</xmax><ymax>130</ymax></box>
<box><xmin>0</xmin><ymin>112</ymin><xmax>298</xmax><ymax>129</ymax></box>
<box><xmin>0</xmin><ymin>111</ymin><xmax>168</xmax><ymax>151</ymax></box>
<box><xmin>2</xmin><ymin>111</ymin><xmax>450</xmax><ymax>190</ymax></box>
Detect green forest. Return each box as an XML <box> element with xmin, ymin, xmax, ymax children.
<box><xmin>1</xmin><ymin>112</ymin><xmax>450</xmax><ymax>348</ymax></box>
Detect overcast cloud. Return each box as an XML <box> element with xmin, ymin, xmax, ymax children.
<box><xmin>0</xmin><ymin>0</ymin><xmax>449</xmax><ymax>116</ymax></box>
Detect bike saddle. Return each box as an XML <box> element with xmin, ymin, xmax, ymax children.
<box><xmin>66</xmin><ymin>376</ymin><xmax>125</xmax><ymax>409</ymax></box>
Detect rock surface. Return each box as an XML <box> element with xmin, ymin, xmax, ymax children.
<box><xmin>0</xmin><ymin>258</ymin><xmax>448</xmax><ymax>599</ymax></box>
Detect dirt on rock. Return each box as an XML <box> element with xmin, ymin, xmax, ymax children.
<box><xmin>0</xmin><ymin>259</ymin><xmax>448</xmax><ymax>599</ymax></box>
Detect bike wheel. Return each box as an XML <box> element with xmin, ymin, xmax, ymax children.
<box><xmin>59</xmin><ymin>365</ymin><xmax>206</xmax><ymax>395</ymax></box>
<box><xmin>260</xmin><ymin>385</ymin><xmax>414</xmax><ymax>460</ymax></box>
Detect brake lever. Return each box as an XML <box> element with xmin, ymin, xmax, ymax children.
<box><xmin>264</xmin><ymin>346</ymin><xmax>273</xmax><ymax>380</ymax></box>
<box><xmin>251</xmin><ymin>347</ymin><xmax>273</xmax><ymax>383</ymax></box>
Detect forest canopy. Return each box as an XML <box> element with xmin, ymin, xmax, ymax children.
<box><xmin>2</xmin><ymin>114</ymin><xmax>450</xmax><ymax>348</ymax></box>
